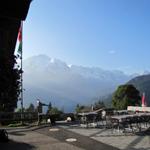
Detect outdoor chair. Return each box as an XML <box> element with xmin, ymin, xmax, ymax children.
<box><xmin>141</xmin><ymin>115</ymin><xmax>150</xmax><ymax>128</ymax></box>
<box><xmin>119</xmin><ymin>118</ymin><xmax>130</xmax><ymax>132</ymax></box>
<box><xmin>130</xmin><ymin>116</ymin><xmax>143</xmax><ymax>132</ymax></box>
<box><xmin>124</xmin><ymin>117</ymin><xmax>135</xmax><ymax>132</ymax></box>
<box><xmin>95</xmin><ymin>115</ymin><xmax>104</xmax><ymax>128</ymax></box>
<box><xmin>148</xmin><ymin>115</ymin><xmax>150</xmax><ymax>126</ymax></box>
<box><xmin>108</xmin><ymin>118</ymin><xmax>120</xmax><ymax>133</ymax></box>
<box><xmin>111</xmin><ymin>118</ymin><xmax>119</xmax><ymax>128</ymax></box>
<box><xmin>105</xmin><ymin>116</ymin><xmax>112</xmax><ymax>129</ymax></box>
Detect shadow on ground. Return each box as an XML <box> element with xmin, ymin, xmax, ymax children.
<box><xmin>135</xmin><ymin>127</ymin><xmax>150</xmax><ymax>136</ymax></box>
<box><xmin>9</xmin><ymin>132</ymin><xmax>26</xmax><ymax>136</ymax></box>
<box><xmin>1</xmin><ymin>140</ymin><xmax>35</xmax><ymax>150</ymax></box>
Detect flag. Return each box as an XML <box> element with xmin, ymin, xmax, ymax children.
<box><xmin>141</xmin><ymin>92</ymin><xmax>146</xmax><ymax>107</ymax></box>
<box><xmin>17</xmin><ymin>23</ymin><xmax>22</xmax><ymax>54</ymax></box>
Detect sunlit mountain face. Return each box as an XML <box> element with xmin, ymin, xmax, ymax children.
<box><xmin>22</xmin><ymin>54</ymin><xmax>135</xmax><ymax>112</ymax></box>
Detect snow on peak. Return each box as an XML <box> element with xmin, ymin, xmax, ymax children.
<box><xmin>23</xmin><ymin>54</ymin><xmax>131</xmax><ymax>83</ymax></box>
<box><xmin>50</xmin><ymin>58</ymin><xmax>54</xmax><ymax>63</ymax></box>
<box><xmin>68</xmin><ymin>64</ymin><xmax>72</xmax><ymax>68</ymax></box>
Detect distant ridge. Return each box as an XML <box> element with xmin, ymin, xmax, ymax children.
<box><xmin>127</xmin><ymin>74</ymin><xmax>150</xmax><ymax>106</ymax></box>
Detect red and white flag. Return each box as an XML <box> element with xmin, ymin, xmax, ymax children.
<box><xmin>141</xmin><ymin>92</ymin><xmax>146</xmax><ymax>107</ymax></box>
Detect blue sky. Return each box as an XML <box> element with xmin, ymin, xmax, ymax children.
<box><xmin>22</xmin><ymin>0</ymin><xmax>150</xmax><ymax>74</ymax></box>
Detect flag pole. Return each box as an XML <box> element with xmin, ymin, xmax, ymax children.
<box><xmin>20</xmin><ymin>21</ymin><xmax>24</xmax><ymax>124</ymax></box>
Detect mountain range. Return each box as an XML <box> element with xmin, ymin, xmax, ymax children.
<box><xmin>22</xmin><ymin>55</ymin><xmax>137</xmax><ymax>112</ymax></box>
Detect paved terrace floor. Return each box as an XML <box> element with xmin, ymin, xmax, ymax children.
<box><xmin>0</xmin><ymin>123</ymin><xmax>150</xmax><ymax>150</ymax></box>
<box><xmin>1</xmin><ymin>125</ymin><xmax>118</xmax><ymax>150</ymax></box>
<box><xmin>58</xmin><ymin>122</ymin><xmax>150</xmax><ymax>150</ymax></box>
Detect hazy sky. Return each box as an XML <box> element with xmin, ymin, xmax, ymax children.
<box><xmin>20</xmin><ymin>0</ymin><xmax>150</xmax><ymax>74</ymax></box>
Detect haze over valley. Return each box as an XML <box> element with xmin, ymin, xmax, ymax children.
<box><xmin>22</xmin><ymin>55</ymin><xmax>141</xmax><ymax>112</ymax></box>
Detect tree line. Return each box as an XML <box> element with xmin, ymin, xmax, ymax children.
<box><xmin>16</xmin><ymin>102</ymin><xmax>63</xmax><ymax>115</ymax></box>
<box><xmin>22</xmin><ymin>84</ymin><xmax>141</xmax><ymax>114</ymax></box>
<box><xmin>75</xmin><ymin>84</ymin><xmax>142</xmax><ymax>112</ymax></box>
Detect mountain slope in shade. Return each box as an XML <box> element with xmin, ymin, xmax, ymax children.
<box><xmin>127</xmin><ymin>74</ymin><xmax>150</xmax><ymax>106</ymax></box>
<box><xmin>22</xmin><ymin>54</ymin><xmax>132</xmax><ymax>112</ymax></box>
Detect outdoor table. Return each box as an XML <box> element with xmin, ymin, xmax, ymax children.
<box><xmin>111</xmin><ymin>113</ymin><xmax>150</xmax><ymax>132</ymax></box>
<box><xmin>111</xmin><ymin>113</ymin><xmax>150</xmax><ymax>122</ymax></box>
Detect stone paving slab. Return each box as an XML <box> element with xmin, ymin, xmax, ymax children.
<box><xmin>92</xmin><ymin>136</ymin><xmax>150</xmax><ymax>150</ymax></box>
<box><xmin>2</xmin><ymin>131</ymin><xmax>85</xmax><ymax>150</ymax></box>
<box><xmin>35</xmin><ymin>126</ymin><xmax>119</xmax><ymax>150</ymax></box>
<box><xmin>1</xmin><ymin>124</ymin><xmax>150</xmax><ymax>150</ymax></box>
<box><xmin>0</xmin><ymin>125</ymin><xmax>119</xmax><ymax>150</ymax></box>
<box><xmin>59</xmin><ymin>125</ymin><xmax>150</xmax><ymax>150</ymax></box>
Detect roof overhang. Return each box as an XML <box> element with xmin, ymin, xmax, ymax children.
<box><xmin>0</xmin><ymin>0</ymin><xmax>32</xmax><ymax>55</ymax></box>
<box><xmin>0</xmin><ymin>0</ymin><xmax>32</xmax><ymax>20</ymax></box>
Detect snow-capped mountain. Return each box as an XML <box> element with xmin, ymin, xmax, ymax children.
<box><xmin>22</xmin><ymin>54</ymin><xmax>133</xmax><ymax>112</ymax></box>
